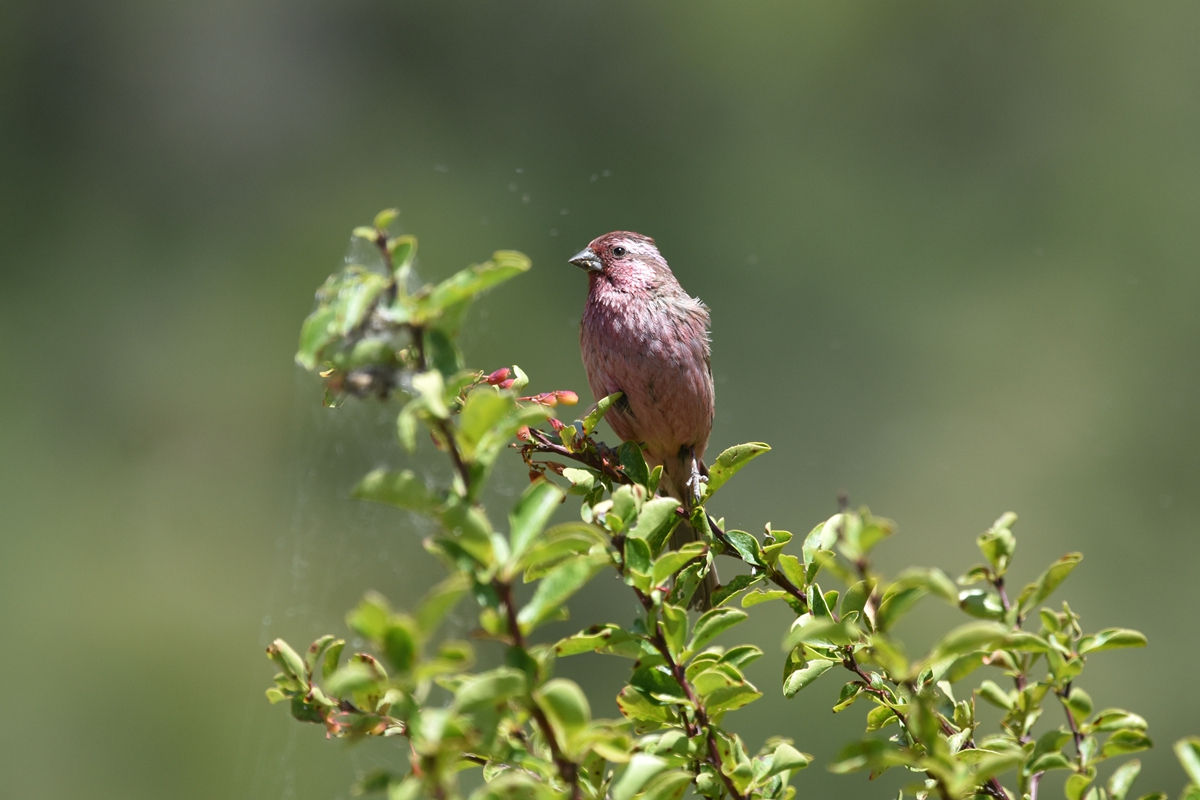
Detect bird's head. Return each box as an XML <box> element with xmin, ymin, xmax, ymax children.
<box><xmin>569</xmin><ymin>231</ymin><xmax>672</xmax><ymax>290</ymax></box>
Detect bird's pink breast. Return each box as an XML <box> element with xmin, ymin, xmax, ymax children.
<box><xmin>580</xmin><ymin>282</ymin><xmax>714</xmax><ymax>466</ymax></box>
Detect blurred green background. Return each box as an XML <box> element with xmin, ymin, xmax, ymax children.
<box><xmin>2</xmin><ymin>1</ymin><xmax>1198</xmax><ymax>798</ymax></box>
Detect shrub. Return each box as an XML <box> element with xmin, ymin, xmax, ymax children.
<box><xmin>267</xmin><ymin>212</ymin><xmax>1200</xmax><ymax>800</ymax></box>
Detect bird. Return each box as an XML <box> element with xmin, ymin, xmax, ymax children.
<box><xmin>570</xmin><ymin>231</ymin><xmax>718</xmax><ymax>608</ymax></box>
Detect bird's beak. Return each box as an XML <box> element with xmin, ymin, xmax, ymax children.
<box><xmin>569</xmin><ymin>247</ymin><xmax>603</xmax><ymax>273</ymax></box>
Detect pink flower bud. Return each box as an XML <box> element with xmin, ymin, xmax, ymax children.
<box><xmin>515</xmin><ymin>425</ymin><xmax>531</xmax><ymax>441</ymax></box>
<box><xmin>486</xmin><ymin>368</ymin><xmax>511</xmax><ymax>385</ymax></box>
<box><xmin>542</xmin><ymin>393</ymin><xmax>559</xmax><ymax>407</ymax></box>
<box><xmin>549</xmin><ymin>418</ymin><xmax>564</xmax><ymax>432</ymax></box>
<box><xmin>555</xmin><ymin>390</ymin><xmax>579</xmax><ymax>406</ymax></box>
<box><xmin>498</xmin><ymin>378</ymin><xmax>515</xmax><ymax>389</ymax></box>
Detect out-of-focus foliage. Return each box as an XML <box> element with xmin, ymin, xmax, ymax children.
<box><xmin>271</xmin><ymin>215</ymin><xmax>1197</xmax><ymax>799</ymax></box>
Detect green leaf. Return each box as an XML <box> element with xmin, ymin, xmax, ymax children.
<box><xmin>520</xmin><ymin>523</ymin><xmax>607</xmax><ymax>580</ymax></box>
<box><xmin>381</xmin><ymin>617</ymin><xmax>418</xmax><ymax>673</ymax></box>
<box><xmin>704</xmin><ymin>442</ymin><xmax>770</xmax><ymax>499</ymax></box>
<box><xmin>453</xmin><ymin>667</ymin><xmax>526</xmax><ymax>710</ymax></box>
<box><xmin>703</xmin><ymin>682</ymin><xmax>762</xmax><ymax>716</ymax></box>
<box><xmin>998</xmin><ymin>631</ymin><xmax>1050</xmax><ymax>653</ymax></box>
<box><xmin>660</xmin><ymin>603</ymin><xmax>688</xmax><ymax>658</ymax></box>
<box><xmin>555</xmin><ymin>624</ymin><xmax>645</xmax><ymax>658</ymax></box>
<box><xmin>304</xmin><ymin>635</ymin><xmax>337</xmax><ymax>679</ymax></box>
<box><xmin>631</xmin><ymin>665</ymin><xmax>688</xmax><ymax>704</ymax></box>
<box><xmin>1030</xmin><ymin>752</ymin><xmax>1072</xmax><ymax>772</ymax></box>
<box><xmin>722</xmin><ymin>645</ymin><xmax>763</xmax><ymax>669</ymax></box>
<box><xmin>617</xmin><ymin>441</ymin><xmax>651</xmax><ymax>489</ymax></box>
<box><xmin>977</xmin><ymin>512</ymin><xmax>1017</xmax><ymax>575</ymax></box>
<box><xmin>634</xmin><ymin>770</ymin><xmax>693</xmax><ymax>800</ymax></box>
<box><xmin>416</xmin><ymin>573</ymin><xmax>470</xmax><ymax>637</ymax></box>
<box><xmin>352</xmin><ymin>469</ymin><xmax>436</xmax><ymax>513</ymax></box>
<box><xmin>613</xmin><ymin>754</ymin><xmax>669</xmax><ymax>800</ymax></box>
<box><xmin>457</xmin><ymin>390</ymin><xmax>514</xmax><ymax>460</ymax></box>
<box><xmin>740</xmin><ymin>588</ymin><xmax>786</xmax><ymax>608</ymax></box>
<box><xmin>1176</xmin><ymin>738</ymin><xmax>1200</xmax><ymax>787</ymax></box>
<box><xmin>468</xmin><ymin>772</ymin><xmax>557</xmax><ymax>800</ymax></box>
<box><xmin>1065</xmin><ymin>773</ymin><xmax>1094</xmax><ymax>800</ymax></box>
<box><xmin>583</xmin><ymin>392</ymin><xmax>622</xmax><ymax>436</ymax></box>
<box><xmin>977</xmin><ymin>680</ymin><xmax>1014</xmax><ymax>710</ymax></box>
<box><xmin>690</xmin><ymin>607</ymin><xmax>749</xmax><ymax>652</ymax></box>
<box><xmin>1079</xmin><ymin>628</ymin><xmax>1147</xmax><ymax>654</ymax></box>
<box><xmin>420</xmin><ymin>251</ymin><xmax>531</xmax><ymax>317</ymax></box>
<box><xmin>424</xmin><ymin>327</ymin><xmax>463</xmax><ymax>377</ymax></box>
<box><xmin>535</xmin><ymin>678</ymin><xmax>591</xmax><ymax>747</ymax></box>
<box><xmin>890</xmin><ymin>567</ymin><xmax>958</xmax><ymax>603</ymax></box>
<box><xmin>324</xmin><ymin>662</ymin><xmax>379</xmax><ymax>696</ymax></box>
<box><xmin>1108</xmin><ymin>759</ymin><xmax>1142</xmax><ymax>800</ymax></box>
<box><xmin>875</xmin><ymin>586</ymin><xmax>924</xmax><ymax>631</ymax></box>
<box><xmin>765</xmin><ymin>743</ymin><xmax>811</xmax><ymax>777</ymax></box>
<box><xmin>628</xmin><ymin>497</ymin><xmax>682</xmax><ymax>555</ymax></box>
<box><xmin>929</xmin><ymin>621</ymin><xmax>1008</xmax><ymax>662</ymax></box>
<box><xmin>322</xmin><ymin>640</ymin><xmax>345</xmax><ymax>680</ymax></box>
<box><xmin>1017</xmin><ymin>552</ymin><xmax>1083</xmax><ymax>614</ymax></box>
<box><xmin>1103</xmin><ymin>730</ymin><xmax>1153</xmax><ymax>757</ymax></box>
<box><xmin>1092</xmin><ymin>709</ymin><xmax>1148</xmax><ymax>732</ymax></box>
<box><xmin>517</xmin><ymin>555</ymin><xmax>602</xmax><ymax>631</ymax></box>
<box><xmin>776</xmin><ymin>553</ymin><xmax>806</xmax><ymax>590</ymax></box>
<box><xmin>712</xmin><ymin>574</ymin><xmax>758</xmax><ymax>607</ymax></box>
<box><xmin>617</xmin><ymin>685</ymin><xmax>675</xmax><ymax>724</ymax></box>
<box><xmin>373</xmin><ymin>208</ymin><xmax>398</xmax><ymax>230</ymax></box>
<box><xmin>347</xmin><ymin>592</ymin><xmax>391</xmax><ymax>640</ymax></box>
<box><xmin>388</xmin><ymin>234</ymin><xmax>416</xmax><ymax>274</ymax></box>
<box><xmin>828</xmin><ymin>739</ymin><xmax>912</xmax><ymax>774</ymax></box>
<box><xmin>782</xmin><ymin>658</ymin><xmax>836</xmax><ymax>698</ymax></box>
<box><xmin>509</xmin><ymin>480</ymin><xmax>565</xmax><ymax>562</ymax></box>
<box><xmin>841</xmin><ymin>579</ymin><xmax>875</xmax><ymax>619</ymax></box>
<box><xmin>782</xmin><ymin>617</ymin><xmax>858</xmax><ymax>651</ymax></box>
<box><xmin>652</xmin><ymin>543</ymin><xmax>707</xmax><ymax>587</ymax></box>
<box><xmin>411</xmin><ymin>369</ymin><xmax>449</xmax><ymax>418</ymax></box>
<box><xmin>266</xmin><ymin>639</ymin><xmax>308</xmax><ymax>682</ymax></box>
<box><xmin>802</xmin><ymin>516</ymin><xmax>841</xmax><ymax>568</ymax></box>
<box><xmin>865</xmin><ymin>705</ymin><xmax>899</xmax><ymax>732</ymax></box>
<box><xmin>958</xmin><ymin>588</ymin><xmax>1006</xmax><ymax>620</ymax></box>
<box><xmin>561</xmin><ymin>467</ymin><xmax>598</xmax><ymax>495</ymax></box>
<box><xmin>1067</xmin><ymin>687</ymin><xmax>1094</xmax><ymax>722</ymax></box>
<box><xmin>723</xmin><ymin>530</ymin><xmax>767</xmax><ymax>567</ymax></box>
<box><xmin>296</xmin><ymin>304</ymin><xmax>338</xmax><ymax>370</ymax></box>
<box><xmin>625</xmin><ymin>536</ymin><xmax>652</xmax><ymax>576</ymax></box>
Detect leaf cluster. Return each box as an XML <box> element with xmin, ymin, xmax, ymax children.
<box><xmin>267</xmin><ymin>213</ymin><xmax>1199</xmax><ymax>800</ymax></box>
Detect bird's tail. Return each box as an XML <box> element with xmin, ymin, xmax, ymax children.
<box><xmin>662</xmin><ymin>451</ymin><xmax>719</xmax><ymax>610</ymax></box>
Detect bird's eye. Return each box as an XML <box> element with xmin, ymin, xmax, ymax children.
<box><xmin>613</xmin><ymin>246</ymin><xmax>626</xmax><ymax>256</ymax></box>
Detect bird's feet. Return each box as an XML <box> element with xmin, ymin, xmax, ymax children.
<box><xmin>686</xmin><ymin>458</ymin><xmax>708</xmax><ymax>504</ymax></box>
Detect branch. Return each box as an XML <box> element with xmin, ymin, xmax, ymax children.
<box><xmin>495</xmin><ymin>581</ymin><xmax>582</xmax><ymax>800</ymax></box>
<box><xmin>521</xmin><ymin>428</ymin><xmax>630</xmax><ymax>484</ymax></box>
<box><xmin>637</xmin><ymin>590</ymin><xmax>747</xmax><ymax>800</ymax></box>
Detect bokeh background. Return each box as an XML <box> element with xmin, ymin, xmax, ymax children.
<box><xmin>2</xmin><ymin>2</ymin><xmax>1198</xmax><ymax>798</ymax></box>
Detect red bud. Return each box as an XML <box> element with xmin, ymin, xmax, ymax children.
<box><xmin>555</xmin><ymin>390</ymin><xmax>579</xmax><ymax>406</ymax></box>
<box><xmin>515</xmin><ymin>425</ymin><xmax>531</xmax><ymax>441</ymax></box>
<box><xmin>486</xmin><ymin>368</ymin><xmax>511</xmax><ymax>385</ymax></box>
<box><xmin>498</xmin><ymin>378</ymin><xmax>515</xmax><ymax>389</ymax></box>
<box><xmin>549</xmin><ymin>418</ymin><xmax>565</xmax><ymax>432</ymax></box>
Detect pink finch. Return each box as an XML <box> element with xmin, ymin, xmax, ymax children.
<box><xmin>570</xmin><ymin>232</ymin><xmax>718</xmax><ymax>608</ymax></box>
